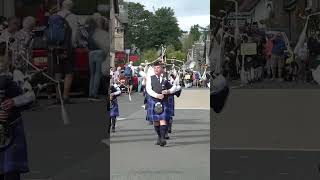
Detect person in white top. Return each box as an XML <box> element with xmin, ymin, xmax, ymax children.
<box><xmin>145</xmin><ymin>61</ymin><xmax>177</xmax><ymax>147</ymax></box>
<box><xmin>113</xmin><ymin>66</ymin><xmax>121</xmax><ymax>84</ymax></box>
<box><xmin>137</xmin><ymin>65</ymin><xmax>146</xmax><ymax>93</ymax></box>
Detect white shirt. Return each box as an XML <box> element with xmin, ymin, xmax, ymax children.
<box><xmin>113</xmin><ymin>70</ymin><xmax>120</xmax><ymax>82</ymax></box>
<box><xmin>112</xmin><ymin>84</ymin><xmax>121</xmax><ymax>96</ymax></box>
<box><xmin>146</xmin><ymin>74</ymin><xmax>176</xmax><ymax>99</ymax></box>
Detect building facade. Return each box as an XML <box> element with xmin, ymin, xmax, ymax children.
<box><xmin>237</xmin><ymin>0</ymin><xmax>320</xmax><ymax>42</ymax></box>
<box><xmin>110</xmin><ymin>0</ymin><xmax>128</xmax><ymax>67</ymax></box>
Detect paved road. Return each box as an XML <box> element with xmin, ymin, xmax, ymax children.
<box><xmin>212</xmin><ymin>89</ymin><xmax>320</xmax><ymax>179</ymax></box>
<box><xmin>20</xmin><ymin>98</ymin><xmax>108</xmax><ymax>180</ymax></box>
<box><xmin>230</xmin><ymin>80</ymin><xmax>320</xmax><ymax>89</ymax></box>
<box><xmin>111</xmin><ymin>89</ymin><xmax>210</xmax><ymax>180</ymax></box>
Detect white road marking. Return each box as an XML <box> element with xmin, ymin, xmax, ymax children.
<box><xmin>213</xmin><ymin>147</ymin><xmax>320</xmax><ymax>152</ymax></box>
<box><xmin>175</xmin><ymin>107</ymin><xmax>210</xmax><ymax>110</ymax></box>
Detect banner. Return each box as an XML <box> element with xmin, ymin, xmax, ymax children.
<box><xmin>240</xmin><ymin>43</ymin><xmax>257</xmax><ymax>55</ymax></box>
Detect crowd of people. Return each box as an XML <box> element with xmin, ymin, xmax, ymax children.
<box><xmin>0</xmin><ymin>0</ymin><xmax>109</xmax><ymax>103</ymax></box>
<box><xmin>109</xmin><ymin>60</ymin><xmax>183</xmax><ymax>147</ymax></box>
<box><xmin>109</xmin><ymin>62</ymin><xmax>210</xmax><ymax>95</ymax></box>
<box><xmin>0</xmin><ymin>0</ymin><xmax>109</xmax><ymax>179</ymax></box>
<box><xmin>218</xmin><ymin>25</ymin><xmax>320</xmax><ymax>85</ymax></box>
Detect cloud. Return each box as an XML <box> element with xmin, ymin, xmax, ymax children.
<box><xmin>127</xmin><ymin>0</ymin><xmax>210</xmax><ymax>31</ymax></box>
<box><xmin>178</xmin><ymin>15</ymin><xmax>210</xmax><ymax>31</ymax></box>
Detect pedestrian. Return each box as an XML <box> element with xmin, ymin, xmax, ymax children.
<box><xmin>124</xmin><ymin>61</ymin><xmax>134</xmax><ymax>101</ymax></box>
<box><xmin>137</xmin><ymin>65</ymin><xmax>145</xmax><ymax>93</ymax></box>
<box><xmin>109</xmin><ymin>79</ymin><xmax>121</xmax><ymax>133</ymax></box>
<box><xmin>271</xmin><ymin>33</ymin><xmax>286</xmax><ymax>81</ymax></box>
<box><xmin>47</xmin><ymin>0</ymin><xmax>75</xmax><ymax>104</ymax></box>
<box><xmin>87</xmin><ymin>14</ymin><xmax>106</xmax><ymax>101</ymax></box>
<box><xmin>12</xmin><ymin>16</ymin><xmax>36</xmax><ymax>73</ymax></box>
<box><xmin>146</xmin><ymin>61</ymin><xmax>177</xmax><ymax>147</ymax></box>
<box><xmin>0</xmin><ymin>17</ymin><xmax>20</xmax><ymax>50</ymax></box>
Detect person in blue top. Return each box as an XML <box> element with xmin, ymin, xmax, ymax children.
<box><xmin>271</xmin><ymin>33</ymin><xmax>286</xmax><ymax>81</ymax></box>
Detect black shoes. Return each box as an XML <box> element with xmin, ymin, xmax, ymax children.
<box><xmin>155</xmin><ymin>138</ymin><xmax>167</xmax><ymax>146</ymax></box>
<box><xmin>155</xmin><ymin>138</ymin><xmax>161</xmax><ymax>145</ymax></box>
<box><xmin>160</xmin><ymin>139</ymin><xmax>167</xmax><ymax>147</ymax></box>
<box><xmin>165</xmin><ymin>133</ymin><xmax>170</xmax><ymax>139</ymax></box>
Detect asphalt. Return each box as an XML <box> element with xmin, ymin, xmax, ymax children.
<box><xmin>20</xmin><ymin>98</ymin><xmax>108</xmax><ymax>180</ymax></box>
<box><xmin>212</xmin><ymin>88</ymin><xmax>320</xmax><ymax>179</ymax></box>
<box><xmin>110</xmin><ymin>90</ymin><xmax>210</xmax><ymax>180</ymax></box>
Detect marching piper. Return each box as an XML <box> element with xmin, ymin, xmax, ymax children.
<box><xmin>109</xmin><ymin>79</ymin><xmax>121</xmax><ymax>133</ymax></box>
<box><xmin>146</xmin><ymin>61</ymin><xmax>177</xmax><ymax>147</ymax></box>
<box><xmin>165</xmin><ymin>72</ymin><xmax>182</xmax><ymax>138</ymax></box>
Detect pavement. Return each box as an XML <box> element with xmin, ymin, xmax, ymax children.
<box><xmin>212</xmin><ymin>88</ymin><xmax>320</xmax><ymax>179</ymax></box>
<box><xmin>230</xmin><ymin>79</ymin><xmax>320</xmax><ymax>89</ymax></box>
<box><xmin>20</xmin><ymin>98</ymin><xmax>108</xmax><ymax>180</ymax></box>
<box><xmin>110</xmin><ymin>89</ymin><xmax>210</xmax><ymax>180</ymax></box>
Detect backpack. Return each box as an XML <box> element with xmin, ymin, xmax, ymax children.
<box><xmin>47</xmin><ymin>14</ymin><xmax>71</xmax><ymax>45</ymax></box>
<box><xmin>124</xmin><ymin>66</ymin><xmax>132</xmax><ymax>77</ymax></box>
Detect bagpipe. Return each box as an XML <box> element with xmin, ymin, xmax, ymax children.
<box><xmin>210</xmin><ymin>72</ymin><xmax>230</xmax><ymax>113</ymax></box>
<box><xmin>4</xmin><ymin>33</ymin><xmax>70</xmax><ymax>125</ymax></box>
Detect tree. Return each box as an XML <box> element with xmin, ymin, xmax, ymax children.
<box><xmin>190</xmin><ymin>24</ymin><xmax>202</xmax><ymax>42</ymax></box>
<box><xmin>166</xmin><ymin>45</ymin><xmax>186</xmax><ymax>62</ymax></box>
<box><xmin>149</xmin><ymin>7</ymin><xmax>183</xmax><ymax>50</ymax></box>
<box><xmin>125</xmin><ymin>2</ymin><xmax>153</xmax><ymax>50</ymax></box>
<box><xmin>141</xmin><ymin>48</ymin><xmax>159</xmax><ymax>62</ymax></box>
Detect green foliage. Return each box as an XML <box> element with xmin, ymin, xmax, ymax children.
<box><xmin>125</xmin><ymin>2</ymin><xmax>154</xmax><ymax>50</ymax></box>
<box><xmin>141</xmin><ymin>48</ymin><xmax>159</xmax><ymax>62</ymax></box>
<box><xmin>190</xmin><ymin>24</ymin><xmax>202</xmax><ymax>42</ymax></box>
<box><xmin>148</xmin><ymin>7</ymin><xmax>182</xmax><ymax>50</ymax></box>
<box><xmin>125</xmin><ymin>3</ymin><xmax>183</xmax><ymax>51</ymax></box>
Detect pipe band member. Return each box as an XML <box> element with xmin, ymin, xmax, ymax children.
<box><xmin>146</xmin><ymin>61</ymin><xmax>177</xmax><ymax>147</ymax></box>
<box><xmin>109</xmin><ymin>81</ymin><xmax>121</xmax><ymax>133</ymax></box>
<box><xmin>0</xmin><ymin>43</ymin><xmax>34</xmax><ymax>180</ymax></box>
<box><xmin>166</xmin><ymin>73</ymin><xmax>182</xmax><ymax>138</ymax></box>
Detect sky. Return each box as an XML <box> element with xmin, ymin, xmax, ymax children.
<box><xmin>126</xmin><ymin>0</ymin><xmax>210</xmax><ymax>32</ymax></box>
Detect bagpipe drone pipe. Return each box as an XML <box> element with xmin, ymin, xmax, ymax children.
<box><xmin>210</xmin><ymin>72</ymin><xmax>230</xmax><ymax>113</ymax></box>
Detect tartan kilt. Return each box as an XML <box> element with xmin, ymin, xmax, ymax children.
<box><xmin>147</xmin><ymin>96</ymin><xmax>171</xmax><ymax>122</ymax></box>
<box><xmin>168</xmin><ymin>95</ymin><xmax>175</xmax><ymax>117</ymax></box>
<box><xmin>0</xmin><ymin>119</ymin><xmax>29</xmax><ymax>174</ymax></box>
<box><xmin>110</xmin><ymin>99</ymin><xmax>119</xmax><ymax>117</ymax></box>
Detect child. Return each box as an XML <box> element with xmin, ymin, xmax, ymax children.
<box><xmin>109</xmin><ymin>80</ymin><xmax>121</xmax><ymax>133</ymax></box>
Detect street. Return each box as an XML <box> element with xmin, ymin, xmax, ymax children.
<box><xmin>20</xmin><ymin>98</ymin><xmax>108</xmax><ymax>180</ymax></box>
<box><xmin>212</xmin><ymin>89</ymin><xmax>320</xmax><ymax>179</ymax></box>
<box><xmin>111</xmin><ymin>89</ymin><xmax>210</xmax><ymax>180</ymax></box>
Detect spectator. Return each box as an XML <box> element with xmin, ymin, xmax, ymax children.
<box><xmin>271</xmin><ymin>33</ymin><xmax>286</xmax><ymax>81</ymax></box>
<box><xmin>12</xmin><ymin>16</ymin><xmax>36</xmax><ymax>73</ymax></box>
<box><xmin>49</xmin><ymin>0</ymin><xmax>75</xmax><ymax>104</ymax></box>
<box><xmin>0</xmin><ymin>17</ymin><xmax>20</xmax><ymax>46</ymax></box>
<box><xmin>137</xmin><ymin>65</ymin><xmax>146</xmax><ymax>93</ymax></box>
<box><xmin>265</xmin><ymin>35</ymin><xmax>274</xmax><ymax>78</ymax></box>
<box><xmin>87</xmin><ymin>15</ymin><xmax>106</xmax><ymax>101</ymax></box>
<box><xmin>124</xmin><ymin>61</ymin><xmax>134</xmax><ymax>96</ymax></box>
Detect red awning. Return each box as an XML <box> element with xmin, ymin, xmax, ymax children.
<box><xmin>115</xmin><ymin>51</ymin><xmax>126</xmax><ymax>60</ymax></box>
<box><xmin>129</xmin><ymin>55</ymin><xmax>140</xmax><ymax>62</ymax></box>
